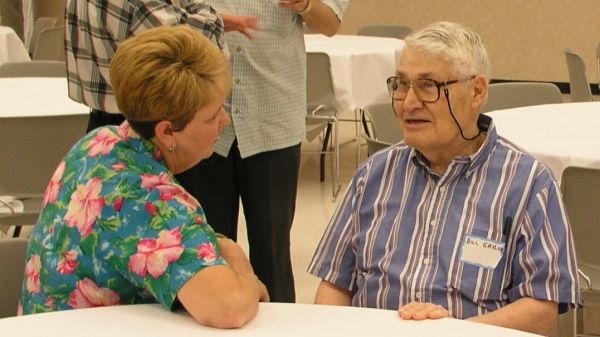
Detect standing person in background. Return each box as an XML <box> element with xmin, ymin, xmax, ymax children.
<box><xmin>65</xmin><ymin>0</ymin><xmax>257</xmax><ymax>132</ymax></box>
<box><xmin>175</xmin><ymin>0</ymin><xmax>349</xmax><ymax>302</ymax></box>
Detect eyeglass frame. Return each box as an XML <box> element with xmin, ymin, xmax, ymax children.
<box><xmin>386</xmin><ymin>75</ymin><xmax>477</xmax><ymax>103</ymax></box>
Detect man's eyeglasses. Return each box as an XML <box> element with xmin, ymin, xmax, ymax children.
<box><xmin>386</xmin><ymin>76</ymin><xmax>476</xmax><ymax>103</ymax></box>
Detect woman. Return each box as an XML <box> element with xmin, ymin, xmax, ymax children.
<box><xmin>20</xmin><ymin>25</ymin><xmax>268</xmax><ymax>328</ymax></box>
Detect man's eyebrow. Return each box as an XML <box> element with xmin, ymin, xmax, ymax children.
<box><xmin>395</xmin><ymin>70</ymin><xmax>435</xmax><ymax>78</ymax></box>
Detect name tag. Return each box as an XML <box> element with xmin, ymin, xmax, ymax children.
<box><xmin>460</xmin><ymin>235</ymin><xmax>505</xmax><ymax>269</ymax></box>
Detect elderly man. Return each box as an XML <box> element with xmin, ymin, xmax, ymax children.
<box><xmin>308</xmin><ymin>21</ymin><xmax>580</xmax><ymax>335</ymax></box>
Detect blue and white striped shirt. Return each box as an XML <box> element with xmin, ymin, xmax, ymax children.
<box><xmin>308</xmin><ymin>114</ymin><xmax>580</xmax><ymax>318</ymax></box>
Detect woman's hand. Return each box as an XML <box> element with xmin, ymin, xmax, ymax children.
<box><xmin>397</xmin><ymin>302</ymin><xmax>450</xmax><ymax>320</ymax></box>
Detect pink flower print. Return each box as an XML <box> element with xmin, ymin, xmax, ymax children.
<box><xmin>140</xmin><ymin>172</ymin><xmax>172</xmax><ymax>190</ymax></box>
<box><xmin>45</xmin><ymin>296</ymin><xmax>54</xmax><ymax>309</ymax></box>
<box><xmin>194</xmin><ymin>214</ymin><xmax>205</xmax><ymax>225</ymax></box>
<box><xmin>155</xmin><ymin>185</ymin><xmax>198</xmax><ymax>212</ymax></box>
<box><xmin>128</xmin><ymin>228</ymin><xmax>184</xmax><ymax>278</ymax></box>
<box><xmin>85</xmin><ymin>128</ymin><xmax>120</xmax><ymax>157</ymax></box>
<box><xmin>113</xmin><ymin>196</ymin><xmax>123</xmax><ymax>212</ymax></box>
<box><xmin>65</xmin><ymin>177</ymin><xmax>105</xmax><ymax>237</ymax></box>
<box><xmin>117</xmin><ymin>122</ymin><xmax>131</xmax><ymax>141</ymax></box>
<box><xmin>145</xmin><ymin>202</ymin><xmax>157</xmax><ymax>216</ymax></box>
<box><xmin>197</xmin><ymin>242</ymin><xmax>217</xmax><ymax>263</ymax></box>
<box><xmin>25</xmin><ymin>255</ymin><xmax>41</xmax><ymax>294</ymax></box>
<box><xmin>57</xmin><ymin>250</ymin><xmax>79</xmax><ymax>274</ymax></box>
<box><xmin>111</xmin><ymin>162</ymin><xmax>126</xmax><ymax>171</ymax></box>
<box><xmin>42</xmin><ymin>161</ymin><xmax>65</xmax><ymax>207</ymax></box>
<box><xmin>67</xmin><ymin>278</ymin><xmax>120</xmax><ymax>309</ymax></box>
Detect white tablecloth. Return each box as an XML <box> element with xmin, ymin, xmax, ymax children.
<box><xmin>305</xmin><ymin>34</ymin><xmax>404</xmax><ymax>112</ymax></box>
<box><xmin>0</xmin><ymin>303</ymin><xmax>540</xmax><ymax>337</ymax></box>
<box><xmin>488</xmin><ymin>102</ymin><xmax>600</xmax><ymax>182</ymax></box>
<box><xmin>0</xmin><ymin>77</ymin><xmax>88</xmax><ymax>117</ymax></box>
<box><xmin>0</xmin><ymin>25</ymin><xmax>31</xmax><ymax>64</ymax></box>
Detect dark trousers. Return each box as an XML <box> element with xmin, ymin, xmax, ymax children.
<box><xmin>87</xmin><ymin>109</ymin><xmax>126</xmax><ymax>132</ymax></box>
<box><xmin>176</xmin><ymin>141</ymin><xmax>301</xmax><ymax>302</ymax></box>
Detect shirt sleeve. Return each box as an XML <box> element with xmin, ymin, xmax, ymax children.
<box><xmin>320</xmin><ymin>0</ymin><xmax>350</xmax><ymax>21</ymax></box>
<box><xmin>507</xmin><ymin>170</ymin><xmax>580</xmax><ymax>312</ymax></box>
<box><xmin>307</xmin><ymin>169</ymin><xmax>362</xmax><ymax>291</ymax></box>
<box><xmin>128</xmin><ymin>0</ymin><xmax>228</xmax><ymax>54</ymax></box>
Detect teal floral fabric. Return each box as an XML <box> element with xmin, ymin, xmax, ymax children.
<box><xmin>20</xmin><ymin>122</ymin><xmax>225</xmax><ymax>315</ymax></box>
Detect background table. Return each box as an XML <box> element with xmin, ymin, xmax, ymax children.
<box><xmin>0</xmin><ymin>302</ymin><xmax>540</xmax><ymax>337</ymax></box>
<box><xmin>304</xmin><ymin>34</ymin><xmax>404</xmax><ymax>113</ymax></box>
<box><xmin>0</xmin><ymin>77</ymin><xmax>88</xmax><ymax>117</ymax></box>
<box><xmin>0</xmin><ymin>26</ymin><xmax>31</xmax><ymax>64</ymax></box>
<box><xmin>488</xmin><ymin>102</ymin><xmax>600</xmax><ymax>183</ymax></box>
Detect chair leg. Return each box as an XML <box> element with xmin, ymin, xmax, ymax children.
<box><xmin>320</xmin><ymin>123</ymin><xmax>332</xmax><ymax>182</ymax></box>
<box><xmin>332</xmin><ymin>117</ymin><xmax>341</xmax><ymax>201</ymax></box>
<box><xmin>12</xmin><ymin>226</ymin><xmax>22</xmax><ymax>238</ymax></box>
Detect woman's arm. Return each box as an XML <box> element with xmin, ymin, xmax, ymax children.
<box><xmin>178</xmin><ymin>237</ymin><xmax>269</xmax><ymax>328</ymax></box>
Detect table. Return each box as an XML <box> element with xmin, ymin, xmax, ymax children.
<box><xmin>0</xmin><ymin>26</ymin><xmax>31</xmax><ymax>64</ymax></box>
<box><xmin>0</xmin><ymin>302</ymin><xmax>540</xmax><ymax>337</ymax></box>
<box><xmin>488</xmin><ymin>102</ymin><xmax>600</xmax><ymax>183</ymax></box>
<box><xmin>304</xmin><ymin>34</ymin><xmax>404</xmax><ymax>113</ymax></box>
<box><xmin>0</xmin><ymin>77</ymin><xmax>88</xmax><ymax>117</ymax></box>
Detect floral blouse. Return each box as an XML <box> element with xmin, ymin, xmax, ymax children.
<box><xmin>20</xmin><ymin>122</ymin><xmax>225</xmax><ymax>315</ymax></box>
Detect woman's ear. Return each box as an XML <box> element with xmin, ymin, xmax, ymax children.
<box><xmin>471</xmin><ymin>74</ymin><xmax>488</xmax><ymax>109</ymax></box>
<box><xmin>153</xmin><ymin>120</ymin><xmax>174</xmax><ymax>147</ymax></box>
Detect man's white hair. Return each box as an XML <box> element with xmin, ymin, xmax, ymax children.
<box><xmin>403</xmin><ymin>21</ymin><xmax>491</xmax><ymax>82</ymax></box>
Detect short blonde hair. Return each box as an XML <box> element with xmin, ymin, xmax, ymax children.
<box><xmin>110</xmin><ymin>25</ymin><xmax>231</xmax><ymax>137</ymax></box>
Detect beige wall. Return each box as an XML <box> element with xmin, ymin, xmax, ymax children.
<box><xmin>339</xmin><ymin>0</ymin><xmax>600</xmax><ymax>83</ymax></box>
<box><xmin>39</xmin><ymin>0</ymin><xmax>600</xmax><ymax>82</ymax></box>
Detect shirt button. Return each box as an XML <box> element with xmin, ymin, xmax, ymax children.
<box><xmin>235</xmin><ymin>79</ymin><xmax>241</xmax><ymax>84</ymax></box>
<box><xmin>430</xmin><ymin>219</ymin><xmax>437</xmax><ymax>227</ymax></box>
<box><xmin>415</xmin><ymin>292</ymin><xmax>422</xmax><ymax>300</ymax></box>
<box><xmin>439</xmin><ymin>186</ymin><xmax>446</xmax><ymax>193</ymax></box>
<box><xmin>423</xmin><ymin>258</ymin><xmax>430</xmax><ymax>265</ymax></box>
<box><xmin>234</xmin><ymin>109</ymin><xmax>240</xmax><ymax>114</ymax></box>
<box><xmin>236</xmin><ymin>46</ymin><xmax>242</xmax><ymax>52</ymax></box>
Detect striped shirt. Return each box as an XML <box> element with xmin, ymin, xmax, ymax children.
<box><xmin>308</xmin><ymin>114</ymin><xmax>580</xmax><ymax>318</ymax></box>
<box><xmin>65</xmin><ymin>0</ymin><xmax>227</xmax><ymax>114</ymax></box>
<box><xmin>206</xmin><ymin>0</ymin><xmax>348</xmax><ymax>158</ymax></box>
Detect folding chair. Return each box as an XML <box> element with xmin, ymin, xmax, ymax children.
<box><xmin>32</xmin><ymin>25</ymin><xmax>65</xmax><ymax>61</ymax></box>
<box><xmin>305</xmin><ymin>52</ymin><xmax>340</xmax><ymax>200</ymax></box>
<box><xmin>482</xmin><ymin>82</ymin><xmax>563</xmax><ymax>113</ymax></box>
<box><xmin>0</xmin><ymin>238</ymin><xmax>28</xmax><ymax>318</ymax></box>
<box><xmin>0</xmin><ymin>61</ymin><xmax>66</xmax><ymax>78</ymax></box>
<box><xmin>564</xmin><ymin>49</ymin><xmax>593</xmax><ymax>102</ymax></box>
<box><xmin>561</xmin><ymin>166</ymin><xmax>600</xmax><ymax>336</ymax></box>
<box><xmin>360</xmin><ymin>102</ymin><xmax>403</xmax><ymax>157</ymax></box>
<box><xmin>0</xmin><ymin>114</ymin><xmax>87</xmax><ymax>236</ymax></box>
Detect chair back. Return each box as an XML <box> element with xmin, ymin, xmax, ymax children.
<box><xmin>357</xmin><ymin>24</ymin><xmax>412</xmax><ymax>39</ymax></box>
<box><xmin>0</xmin><ymin>61</ymin><xmax>66</xmax><ymax>78</ymax></box>
<box><xmin>306</xmin><ymin>52</ymin><xmax>336</xmax><ymax>112</ymax></box>
<box><xmin>561</xmin><ymin>166</ymin><xmax>600</xmax><ymax>292</ymax></box>
<box><xmin>361</xmin><ymin>102</ymin><xmax>402</xmax><ymax>156</ymax></box>
<box><xmin>482</xmin><ymin>82</ymin><xmax>563</xmax><ymax>113</ymax></box>
<box><xmin>32</xmin><ymin>26</ymin><xmax>65</xmax><ymax>61</ymax></box>
<box><xmin>0</xmin><ymin>238</ymin><xmax>28</xmax><ymax>318</ymax></box>
<box><xmin>0</xmin><ymin>114</ymin><xmax>87</xmax><ymax>197</ymax></box>
<box><xmin>564</xmin><ymin>49</ymin><xmax>593</xmax><ymax>102</ymax></box>
<box><xmin>29</xmin><ymin>17</ymin><xmax>57</xmax><ymax>54</ymax></box>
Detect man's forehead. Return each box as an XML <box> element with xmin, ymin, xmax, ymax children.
<box><xmin>397</xmin><ymin>48</ymin><xmax>450</xmax><ymax>78</ymax></box>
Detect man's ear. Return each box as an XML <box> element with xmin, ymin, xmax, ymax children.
<box><xmin>153</xmin><ymin>120</ymin><xmax>174</xmax><ymax>147</ymax></box>
<box><xmin>471</xmin><ymin>74</ymin><xmax>488</xmax><ymax>109</ymax></box>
